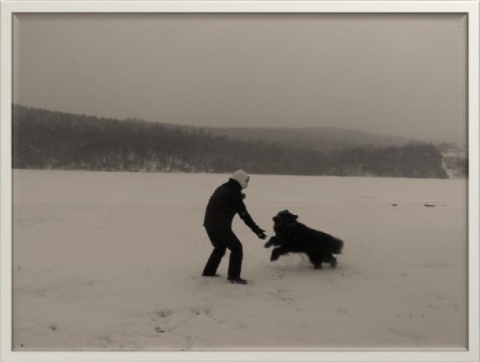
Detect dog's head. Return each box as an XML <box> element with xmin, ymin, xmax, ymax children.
<box><xmin>265</xmin><ymin>210</ymin><xmax>299</xmax><ymax>248</ymax></box>
<box><xmin>273</xmin><ymin>210</ymin><xmax>298</xmax><ymax>227</ymax></box>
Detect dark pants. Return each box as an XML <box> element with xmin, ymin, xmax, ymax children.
<box><xmin>203</xmin><ymin>228</ymin><xmax>243</xmax><ymax>279</ymax></box>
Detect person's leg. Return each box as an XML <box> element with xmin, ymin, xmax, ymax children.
<box><xmin>223</xmin><ymin>230</ymin><xmax>243</xmax><ymax>280</ymax></box>
<box><xmin>202</xmin><ymin>229</ymin><xmax>227</xmax><ymax>276</ymax></box>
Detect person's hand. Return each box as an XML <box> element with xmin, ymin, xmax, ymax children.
<box><xmin>255</xmin><ymin>228</ymin><xmax>267</xmax><ymax>240</ymax></box>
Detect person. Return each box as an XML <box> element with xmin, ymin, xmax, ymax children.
<box><xmin>202</xmin><ymin>169</ymin><xmax>266</xmax><ymax>284</ymax></box>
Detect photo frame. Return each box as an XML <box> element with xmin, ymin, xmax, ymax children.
<box><xmin>1</xmin><ymin>1</ymin><xmax>479</xmax><ymax>361</ymax></box>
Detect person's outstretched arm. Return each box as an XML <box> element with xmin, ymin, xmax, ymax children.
<box><xmin>233</xmin><ymin>193</ymin><xmax>266</xmax><ymax>239</ymax></box>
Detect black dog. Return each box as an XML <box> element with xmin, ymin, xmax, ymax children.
<box><xmin>264</xmin><ymin>210</ymin><xmax>344</xmax><ymax>269</ymax></box>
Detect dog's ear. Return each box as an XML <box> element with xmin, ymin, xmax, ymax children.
<box><xmin>284</xmin><ymin>209</ymin><xmax>297</xmax><ymax>217</ymax></box>
<box><xmin>285</xmin><ymin>210</ymin><xmax>298</xmax><ymax>220</ymax></box>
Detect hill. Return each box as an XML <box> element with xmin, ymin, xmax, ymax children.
<box><xmin>12</xmin><ymin>105</ymin><xmax>449</xmax><ymax>178</ymax></box>
<box><xmin>206</xmin><ymin>126</ymin><xmax>408</xmax><ymax>154</ymax></box>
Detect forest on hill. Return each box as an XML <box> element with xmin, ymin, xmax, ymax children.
<box><xmin>12</xmin><ymin>105</ymin><xmax>450</xmax><ymax>178</ymax></box>
<box><xmin>206</xmin><ymin>126</ymin><xmax>407</xmax><ymax>154</ymax></box>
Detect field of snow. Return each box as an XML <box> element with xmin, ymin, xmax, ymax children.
<box><xmin>12</xmin><ymin>170</ymin><xmax>468</xmax><ymax>351</ymax></box>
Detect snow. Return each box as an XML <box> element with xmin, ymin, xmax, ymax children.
<box><xmin>12</xmin><ymin>170</ymin><xmax>467</xmax><ymax>351</ymax></box>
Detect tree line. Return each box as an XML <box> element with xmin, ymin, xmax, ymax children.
<box><xmin>12</xmin><ymin>105</ymin><xmax>449</xmax><ymax>178</ymax></box>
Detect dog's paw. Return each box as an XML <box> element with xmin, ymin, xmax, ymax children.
<box><xmin>270</xmin><ymin>253</ymin><xmax>280</xmax><ymax>262</ymax></box>
<box><xmin>264</xmin><ymin>237</ymin><xmax>277</xmax><ymax>248</ymax></box>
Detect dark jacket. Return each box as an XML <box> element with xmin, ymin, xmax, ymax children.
<box><xmin>203</xmin><ymin>179</ymin><xmax>260</xmax><ymax>232</ymax></box>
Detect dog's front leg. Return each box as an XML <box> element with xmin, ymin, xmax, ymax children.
<box><xmin>271</xmin><ymin>247</ymin><xmax>288</xmax><ymax>261</ymax></box>
<box><xmin>264</xmin><ymin>236</ymin><xmax>278</xmax><ymax>248</ymax></box>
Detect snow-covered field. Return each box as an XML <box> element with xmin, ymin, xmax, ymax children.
<box><xmin>12</xmin><ymin>170</ymin><xmax>467</xmax><ymax>350</ymax></box>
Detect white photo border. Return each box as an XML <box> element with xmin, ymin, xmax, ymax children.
<box><xmin>1</xmin><ymin>1</ymin><xmax>479</xmax><ymax>362</ymax></box>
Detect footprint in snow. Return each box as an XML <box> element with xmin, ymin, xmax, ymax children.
<box><xmin>152</xmin><ymin>308</ymin><xmax>174</xmax><ymax>321</ymax></box>
<box><xmin>268</xmin><ymin>288</ymin><xmax>295</xmax><ymax>305</ymax></box>
<box><xmin>152</xmin><ymin>309</ymin><xmax>177</xmax><ymax>334</ymax></box>
<box><xmin>191</xmin><ymin>306</ymin><xmax>213</xmax><ymax>317</ymax></box>
<box><xmin>155</xmin><ymin>327</ymin><xmax>166</xmax><ymax>334</ymax></box>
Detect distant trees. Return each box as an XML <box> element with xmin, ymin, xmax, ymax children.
<box><xmin>330</xmin><ymin>144</ymin><xmax>448</xmax><ymax>178</ymax></box>
<box><xmin>12</xmin><ymin>105</ymin><xmax>449</xmax><ymax>178</ymax></box>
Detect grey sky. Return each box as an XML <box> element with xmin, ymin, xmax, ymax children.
<box><xmin>13</xmin><ymin>13</ymin><xmax>467</xmax><ymax>145</ymax></box>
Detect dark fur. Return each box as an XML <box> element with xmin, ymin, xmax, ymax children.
<box><xmin>264</xmin><ymin>210</ymin><xmax>344</xmax><ymax>269</ymax></box>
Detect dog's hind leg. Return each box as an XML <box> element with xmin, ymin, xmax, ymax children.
<box><xmin>323</xmin><ymin>253</ymin><xmax>337</xmax><ymax>268</ymax></box>
<box><xmin>330</xmin><ymin>257</ymin><xmax>337</xmax><ymax>268</ymax></box>
<box><xmin>307</xmin><ymin>252</ymin><xmax>322</xmax><ymax>269</ymax></box>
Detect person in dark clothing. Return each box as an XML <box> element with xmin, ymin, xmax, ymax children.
<box><xmin>202</xmin><ymin>170</ymin><xmax>266</xmax><ymax>285</ymax></box>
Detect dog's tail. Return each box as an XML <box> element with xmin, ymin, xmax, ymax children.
<box><xmin>331</xmin><ymin>237</ymin><xmax>344</xmax><ymax>254</ymax></box>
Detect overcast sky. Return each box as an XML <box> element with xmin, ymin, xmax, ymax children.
<box><xmin>13</xmin><ymin>13</ymin><xmax>467</xmax><ymax>145</ymax></box>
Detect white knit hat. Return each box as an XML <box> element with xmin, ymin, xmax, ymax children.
<box><xmin>231</xmin><ymin>169</ymin><xmax>250</xmax><ymax>189</ymax></box>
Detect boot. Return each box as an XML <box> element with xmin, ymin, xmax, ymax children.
<box><xmin>228</xmin><ymin>277</ymin><xmax>248</xmax><ymax>285</ymax></box>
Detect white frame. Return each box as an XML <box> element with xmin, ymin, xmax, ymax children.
<box><xmin>1</xmin><ymin>1</ymin><xmax>479</xmax><ymax>362</ymax></box>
